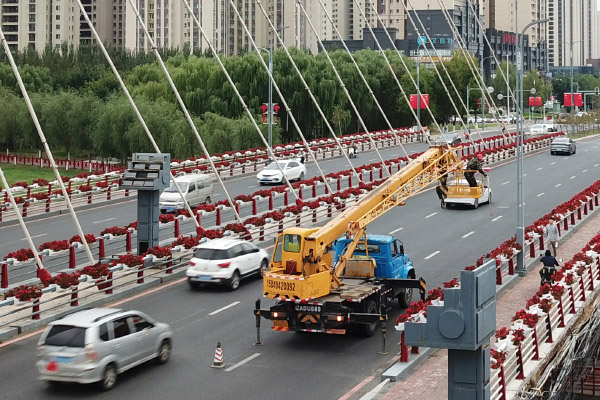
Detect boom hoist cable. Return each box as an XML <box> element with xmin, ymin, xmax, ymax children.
<box><xmin>254</xmin><ymin>0</ymin><xmax>361</xmax><ymax>182</ymax></box>
<box><xmin>0</xmin><ymin>28</ymin><xmax>95</xmax><ymax>266</ymax></box>
<box><xmin>74</xmin><ymin>0</ymin><xmax>215</xmax><ymax>226</ymax></box>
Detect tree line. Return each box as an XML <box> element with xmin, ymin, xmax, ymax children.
<box><xmin>1</xmin><ymin>44</ymin><xmax>598</xmax><ymax>159</ymax></box>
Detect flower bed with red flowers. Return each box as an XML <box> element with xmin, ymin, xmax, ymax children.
<box><xmin>39</xmin><ymin>240</ymin><xmax>70</xmax><ymax>252</ymax></box>
<box><xmin>7</xmin><ymin>284</ymin><xmax>42</xmax><ymax>301</ymax></box>
<box><xmin>171</xmin><ymin>236</ymin><xmax>201</xmax><ymax>249</ymax></box>
<box><xmin>100</xmin><ymin>226</ymin><xmax>128</xmax><ymax>237</ymax></box>
<box><xmin>4</xmin><ymin>248</ymin><xmax>34</xmax><ymax>262</ymax></box>
<box><xmin>113</xmin><ymin>254</ymin><xmax>144</xmax><ymax>268</ymax></box>
<box><xmin>51</xmin><ymin>272</ymin><xmax>80</xmax><ymax>289</ymax></box>
<box><xmin>145</xmin><ymin>246</ymin><xmax>171</xmax><ymax>260</ymax></box>
<box><xmin>81</xmin><ymin>263</ymin><xmax>110</xmax><ymax>279</ymax></box>
<box><xmin>69</xmin><ymin>234</ymin><xmax>97</xmax><ymax>245</ymax></box>
<box><xmin>159</xmin><ymin>214</ymin><xmax>176</xmax><ymax>224</ymax></box>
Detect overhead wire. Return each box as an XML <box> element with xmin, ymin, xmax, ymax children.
<box><xmin>226</xmin><ymin>0</ymin><xmax>333</xmax><ymax>193</ymax></box>
<box><xmin>295</xmin><ymin>0</ymin><xmax>396</xmax><ymax>177</ymax></box>
<box><xmin>181</xmin><ymin>0</ymin><xmax>304</xmax><ymax>200</ymax></box>
<box><xmin>74</xmin><ymin>0</ymin><xmax>209</xmax><ymax>227</ymax></box>
<box><xmin>0</xmin><ymin>27</ymin><xmax>95</xmax><ymax>265</ymax></box>
<box><xmin>127</xmin><ymin>0</ymin><xmax>243</xmax><ymax>225</ymax></box>
<box><xmin>254</xmin><ymin>0</ymin><xmax>361</xmax><ymax>182</ymax></box>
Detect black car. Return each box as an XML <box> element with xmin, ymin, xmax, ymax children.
<box><xmin>439</xmin><ymin>132</ymin><xmax>462</xmax><ymax>146</ymax></box>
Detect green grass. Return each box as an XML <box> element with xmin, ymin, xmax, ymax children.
<box><xmin>569</xmin><ymin>128</ymin><xmax>600</xmax><ymax>139</ymax></box>
<box><xmin>0</xmin><ymin>163</ymin><xmax>87</xmax><ymax>189</ymax></box>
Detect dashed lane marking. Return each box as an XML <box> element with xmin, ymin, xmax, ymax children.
<box><xmin>93</xmin><ymin>217</ymin><xmax>116</xmax><ymax>224</ymax></box>
<box><xmin>491</xmin><ymin>216</ymin><xmax>503</xmax><ymax>222</ymax></box>
<box><xmin>462</xmin><ymin>231</ymin><xmax>475</xmax><ymax>238</ymax></box>
<box><xmin>594</xmin><ymin>164</ymin><xmax>599</xmax><ymax>167</ymax></box>
<box><xmin>570</xmin><ymin>176</ymin><xmax>576</xmax><ymax>180</ymax></box>
<box><xmin>555</xmin><ymin>183</ymin><xmax>562</xmax><ymax>188</ymax></box>
<box><xmin>537</xmin><ymin>192</ymin><xmax>545</xmax><ymax>197</ymax></box>
<box><xmin>582</xmin><ymin>169</ymin><xmax>588</xmax><ymax>173</ymax></box>
<box><xmin>425</xmin><ymin>212</ymin><xmax>438</xmax><ymax>219</ymax></box>
<box><xmin>536</xmin><ymin>167</ymin><xmax>543</xmax><ymax>171</ymax></box>
<box><xmin>551</xmin><ymin>162</ymin><xmax>556</xmax><ymax>165</ymax></box>
<box><xmin>20</xmin><ymin>233</ymin><xmax>47</xmax><ymax>241</ymax></box>
<box><xmin>389</xmin><ymin>227</ymin><xmax>404</xmax><ymax>234</ymax></box>
<box><xmin>424</xmin><ymin>251</ymin><xmax>440</xmax><ymax>260</ymax></box>
<box><xmin>209</xmin><ymin>301</ymin><xmax>240</xmax><ymax>316</ymax></box>
<box><xmin>502</xmin><ymin>181</ymin><xmax>510</xmax><ymax>185</ymax></box>
<box><xmin>523</xmin><ymin>173</ymin><xmax>528</xmax><ymax>177</ymax></box>
<box><xmin>225</xmin><ymin>353</ymin><xmax>261</xmax><ymax>372</ymax></box>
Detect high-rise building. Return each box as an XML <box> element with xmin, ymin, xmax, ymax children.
<box><xmin>547</xmin><ymin>0</ymin><xmax>594</xmax><ymax>68</ymax></box>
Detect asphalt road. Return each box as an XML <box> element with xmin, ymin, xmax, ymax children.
<box><xmin>0</xmin><ymin>127</ymin><xmax>508</xmax><ymax>262</ymax></box>
<box><xmin>0</xmin><ymin>135</ymin><xmax>598</xmax><ymax>400</ymax></box>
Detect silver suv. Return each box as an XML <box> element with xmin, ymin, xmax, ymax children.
<box><xmin>36</xmin><ymin>308</ymin><xmax>172</xmax><ymax>390</ymax></box>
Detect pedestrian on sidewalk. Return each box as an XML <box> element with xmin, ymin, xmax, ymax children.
<box><xmin>544</xmin><ymin>218</ymin><xmax>560</xmax><ymax>256</ymax></box>
<box><xmin>539</xmin><ymin>249</ymin><xmax>560</xmax><ymax>286</ymax></box>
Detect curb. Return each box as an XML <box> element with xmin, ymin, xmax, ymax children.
<box><xmin>380</xmin><ymin>203</ymin><xmax>599</xmax><ymax>382</ymax></box>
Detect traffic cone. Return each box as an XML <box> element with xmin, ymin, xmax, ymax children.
<box><xmin>212</xmin><ymin>342</ymin><xmax>224</xmax><ymax>368</ymax></box>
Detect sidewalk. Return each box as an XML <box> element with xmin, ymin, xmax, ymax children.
<box><xmin>378</xmin><ymin>210</ymin><xmax>600</xmax><ymax>400</ymax></box>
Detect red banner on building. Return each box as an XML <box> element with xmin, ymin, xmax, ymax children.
<box><xmin>410</xmin><ymin>94</ymin><xmax>429</xmax><ymax>109</ymax></box>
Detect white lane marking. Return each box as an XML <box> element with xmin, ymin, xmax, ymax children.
<box><xmin>209</xmin><ymin>301</ymin><xmax>240</xmax><ymax>316</ymax></box>
<box><xmin>369</xmin><ymin>159</ymin><xmax>376</xmax><ymax>162</ymax></box>
<box><xmin>225</xmin><ymin>353</ymin><xmax>261</xmax><ymax>372</ymax></box>
<box><xmin>555</xmin><ymin>183</ymin><xmax>562</xmax><ymax>188</ymax></box>
<box><xmin>462</xmin><ymin>231</ymin><xmax>475</xmax><ymax>238</ymax></box>
<box><xmin>391</xmin><ymin>153</ymin><xmax>399</xmax><ymax>157</ymax></box>
<box><xmin>497</xmin><ymin>206</ymin><xmax>510</xmax><ymax>209</ymax></box>
<box><xmin>582</xmin><ymin>169</ymin><xmax>588</xmax><ymax>173</ymax></box>
<box><xmin>550</xmin><ymin>162</ymin><xmax>556</xmax><ymax>165</ymax></box>
<box><xmin>594</xmin><ymin>163</ymin><xmax>599</xmax><ymax>167</ymax></box>
<box><xmin>93</xmin><ymin>217</ymin><xmax>116</xmax><ymax>224</ymax></box>
<box><xmin>424</xmin><ymin>251</ymin><xmax>440</xmax><ymax>260</ymax></box>
<box><xmin>537</xmin><ymin>192</ymin><xmax>545</xmax><ymax>197</ymax></box>
<box><xmin>20</xmin><ymin>233</ymin><xmax>47</xmax><ymax>241</ymax></box>
<box><xmin>523</xmin><ymin>173</ymin><xmax>528</xmax><ymax>177</ymax></box>
<box><xmin>425</xmin><ymin>212</ymin><xmax>438</xmax><ymax>219</ymax></box>
<box><xmin>491</xmin><ymin>216</ymin><xmax>503</xmax><ymax>222</ymax></box>
<box><xmin>570</xmin><ymin>176</ymin><xmax>576</xmax><ymax>180</ymax></box>
<box><xmin>536</xmin><ymin>167</ymin><xmax>543</xmax><ymax>171</ymax></box>
<box><xmin>389</xmin><ymin>227</ymin><xmax>404</xmax><ymax>234</ymax></box>
<box><xmin>502</xmin><ymin>181</ymin><xmax>510</xmax><ymax>185</ymax></box>
<box><xmin>359</xmin><ymin>378</ymin><xmax>391</xmax><ymax>400</ymax></box>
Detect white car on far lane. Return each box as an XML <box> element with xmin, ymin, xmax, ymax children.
<box><xmin>257</xmin><ymin>159</ymin><xmax>306</xmax><ymax>185</ymax></box>
<box><xmin>186</xmin><ymin>238</ymin><xmax>270</xmax><ymax>291</ymax></box>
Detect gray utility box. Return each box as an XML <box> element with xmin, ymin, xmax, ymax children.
<box><xmin>405</xmin><ymin>259</ymin><xmax>497</xmax><ymax>400</ymax></box>
<box><xmin>120</xmin><ymin>153</ymin><xmax>171</xmax><ymax>254</ymax></box>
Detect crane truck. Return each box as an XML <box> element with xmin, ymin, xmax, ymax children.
<box><xmin>254</xmin><ymin>145</ymin><xmax>484</xmax><ymax>337</ymax></box>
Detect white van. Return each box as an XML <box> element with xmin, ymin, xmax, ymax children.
<box><xmin>159</xmin><ymin>173</ymin><xmax>213</xmax><ymax>213</ymax></box>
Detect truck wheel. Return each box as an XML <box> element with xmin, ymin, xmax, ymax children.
<box><xmin>397</xmin><ymin>288</ymin><xmax>413</xmax><ymax>309</ymax></box>
<box><xmin>473</xmin><ymin>199</ymin><xmax>479</xmax><ymax>209</ymax></box>
<box><xmin>356</xmin><ymin>299</ymin><xmax>378</xmax><ymax>338</ymax></box>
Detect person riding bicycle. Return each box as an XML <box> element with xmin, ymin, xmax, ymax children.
<box><xmin>539</xmin><ymin>250</ymin><xmax>560</xmax><ymax>286</ymax></box>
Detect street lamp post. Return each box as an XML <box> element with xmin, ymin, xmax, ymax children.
<box><xmin>480</xmin><ymin>55</ymin><xmax>494</xmax><ymax>130</ymax></box>
<box><xmin>516</xmin><ymin>18</ymin><xmax>549</xmax><ymax>275</ymax></box>
<box><xmin>416</xmin><ymin>36</ymin><xmax>426</xmax><ymax>132</ymax></box>
<box><xmin>568</xmin><ymin>40</ymin><xmax>583</xmax><ymax>134</ymax></box>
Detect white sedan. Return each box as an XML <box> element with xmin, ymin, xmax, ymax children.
<box><xmin>257</xmin><ymin>159</ymin><xmax>306</xmax><ymax>185</ymax></box>
<box><xmin>186</xmin><ymin>238</ymin><xmax>270</xmax><ymax>290</ymax></box>
<box><xmin>443</xmin><ymin>175</ymin><xmax>492</xmax><ymax>209</ymax></box>
<box><xmin>529</xmin><ymin>124</ymin><xmax>548</xmax><ymax>135</ymax></box>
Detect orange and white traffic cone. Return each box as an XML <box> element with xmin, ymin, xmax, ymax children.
<box><xmin>212</xmin><ymin>342</ymin><xmax>224</xmax><ymax>368</ymax></box>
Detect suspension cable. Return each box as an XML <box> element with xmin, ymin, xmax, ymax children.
<box><xmin>435</xmin><ymin>0</ymin><xmax>511</xmax><ymax>142</ymax></box>
<box><xmin>295</xmin><ymin>0</ymin><xmax>393</xmax><ymax>177</ymax></box>
<box><xmin>0</xmin><ymin>28</ymin><xmax>95</xmax><ymax>265</ymax></box>
<box><xmin>354</xmin><ymin>0</ymin><xmax>445</xmax><ymax>146</ymax></box>
<box><xmin>402</xmin><ymin>0</ymin><xmax>490</xmax><ymax>148</ymax></box>
<box><xmin>255</xmin><ymin>0</ymin><xmax>361</xmax><ymax>182</ymax></box>
<box><xmin>74</xmin><ymin>0</ymin><xmax>206</xmax><ymax>228</ymax></box>
<box><xmin>0</xmin><ymin>168</ymin><xmax>46</xmax><ymax>270</ymax></box>
<box><xmin>127</xmin><ymin>0</ymin><xmax>243</xmax><ymax>225</ymax></box>
<box><xmin>314</xmin><ymin>0</ymin><xmax>411</xmax><ymax>160</ymax></box>
<box><xmin>181</xmin><ymin>0</ymin><xmax>300</xmax><ymax>200</ymax></box>
<box><xmin>226</xmin><ymin>0</ymin><xmax>332</xmax><ymax>193</ymax></box>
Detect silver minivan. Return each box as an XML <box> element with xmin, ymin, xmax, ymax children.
<box><xmin>159</xmin><ymin>173</ymin><xmax>213</xmax><ymax>213</ymax></box>
<box><xmin>37</xmin><ymin>308</ymin><xmax>172</xmax><ymax>390</ymax></box>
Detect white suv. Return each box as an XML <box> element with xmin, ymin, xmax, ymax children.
<box><xmin>186</xmin><ymin>238</ymin><xmax>270</xmax><ymax>290</ymax></box>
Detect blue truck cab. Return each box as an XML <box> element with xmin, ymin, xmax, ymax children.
<box><xmin>333</xmin><ymin>234</ymin><xmax>414</xmax><ymax>280</ymax></box>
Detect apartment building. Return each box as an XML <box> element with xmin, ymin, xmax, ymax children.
<box><xmin>547</xmin><ymin>0</ymin><xmax>595</xmax><ymax>67</ymax></box>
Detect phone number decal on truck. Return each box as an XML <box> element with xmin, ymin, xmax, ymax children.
<box><xmin>266</xmin><ymin>279</ymin><xmax>296</xmax><ymax>292</ymax></box>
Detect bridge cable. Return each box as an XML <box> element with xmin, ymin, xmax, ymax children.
<box><xmin>0</xmin><ymin>27</ymin><xmax>95</xmax><ymax>265</ymax></box>
<box><xmin>127</xmin><ymin>0</ymin><xmax>244</xmax><ymax>225</ymax></box>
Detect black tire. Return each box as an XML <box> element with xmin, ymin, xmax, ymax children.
<box><xmin>573</xmin><ymin>148</ymin><xmax>576</xmax><ymax>155</ymax></box>
<box><xmin>298</xmin><ymin>172</ymin><xmax>305</xmax><ymax>182</ymax></box>
<box><xmin>98</xmin><ymin>363</ymin><xmax>117</xmax><ymax>391</ymax></box>
<box><xmin>356</xmin><ymin>298</ymin><xmax>378</xmax><ymax>338</ymax></box>
<box><xmin>156</xmin><ymin>340</ymin><xmax>172</xmax><ymax>365</ymax></box>
<box><xmin>397</xmin><ymin>287</ymin><xmax>413</xmax><ymax>309</ymax></box>
<box><xmin>488</xmin><ymin>192</ymin><xmax>492</xmax><ymax>205</ymax></box>
<box><xmin>259</xmin><ymin>182</ymin><xmax>265</xmax><ymax>186</ymax></box>
<box><xmin>258</xmin><ymin>259</ymin><xmax>268</xmax><ymax>279</ymax></box>
<box><xmin>205</xmin><ymin>196</ymin><xmax>211</xmax><ymax>204</ymax></box>
<box><xmin>228</xmin><ymin>271</ymin><xmax>240</xmax><ymax>291</ymax></box>
<box><xmin>473</xmin><ymin>198</ymin><xmax>479</xmax><ymax>209</ymax></box>
<box><xmin>440</xmin><ymin>199</ymin><xmax>446</xmax><ymax>209</ymax></box>
<box><xmin>188</xmin><ymin>279</ymin><xmax>201</xmax><ymax>289</ymax></box>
